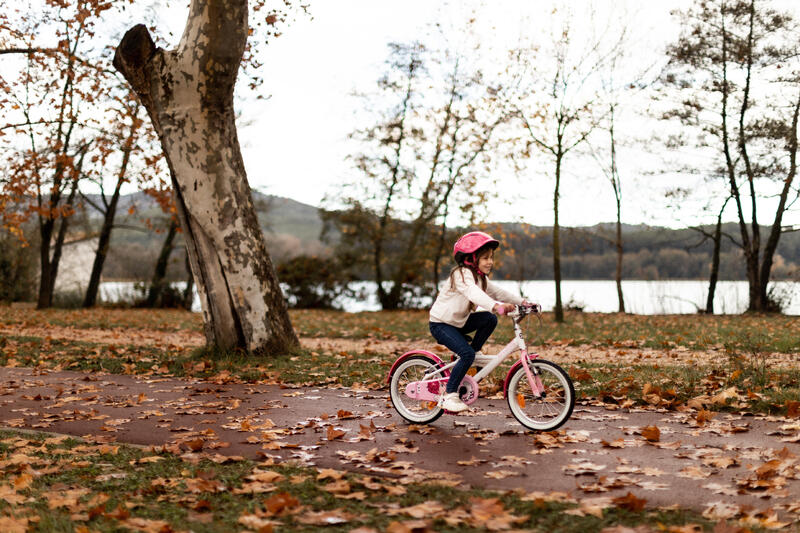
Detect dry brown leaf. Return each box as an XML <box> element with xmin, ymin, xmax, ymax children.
<box><xmin>238</xmin><ymin>513</ymin><xmax>280</xmax><ymax>531</ymax></box>
<box><xmin>702</xmin><ymin>502</ymin><xmax>740</xmax><ymax>520</ymax></box>
<box><xmin>678</xmin><ymin>466</ymin><xmax>712</xmax><ymax>479</ymax></box>
<box><xmin>247</xmin><ymin>470</ymin><xmax>284</xmax><ymax>484</ymax></box>
<box><xmin>316</xmin><ymin>468</ymin><xmax>345</xmax><ymax>481</ymax></box>
<box><xmin>296</xmin><ymin>509</ymin><xmax>354</xmax><ymax>525</ymax></box>
<box><xmin>0</xmin><ymin>516</ymin><xmax>28</xmax><ymax>533</ymax></box>
<box><xmin>46</xmin><ymin>488</ymin><xmax>90</xmax><ymax>509</ymax></box>
<box><xmin>12</xmin><ymin>473</ymin><xmax>33</xmax><ymax>491</ymax></box>
<box><xmin>696</xmin><ymin>409</ymin><xmax>715</xmax><ymax>425</ymax></box>
<box><xmin>563</xmin><ymin>461</ymin><xmax>607</xmax><ymax>476</ymax></box>
<box><xmin>710</xmin><ymin>387</ymin><xmax>738</xmax><ymax>406</ymax></box>
<box><xmin>385</xmin><ymin>519</ymin><xmax>433</xmax><ymax>533</ymax></box>
<box><xmin>484</xmin><ymin>470</ymin><xmax>522</xmax><ymax>479</ymax></box>
<box><xmin>263</xmin><ymin>492</ymin><xmax>299</xmax><ymax>515</ymax></box>
<box><xmin>612</xmin><ymin>492</ymin><xmax>647</xmax><ymax>512</ymax></box>
<box><xmin>640</xmin><ymin>426</ymin><xmax>660</xmax><ymax>442</ymax></box>
<box><xmin>599</xmin><ymin>526</ymin><xmax>654</xmax><ymax>533</ymax></box>
<box><xmin>322</xmin><ymin>480</ymin><xmax>351</xmax><ymax>495</ymax></box>
<box><xmin>0</xmin><ymin>485</ymin><xmax>27</xmax><ymax>506</ymax></box>
<box><xmin>327</xmin><ymin>426</ymin><xmax>346</xmax><ymax>441</ymax></box>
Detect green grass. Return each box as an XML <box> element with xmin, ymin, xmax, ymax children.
<box><xmin>0</xmin><ymin>429</ymin><xmax>739</xmax><ymax>532</ymax></box>
<box><xmin>2</xmin><ymin>333</ymin><xmax>798</xmax><ymax>417</ymax></box>
<box><xmin>1</xmin><ymin>307</ymin><xmax>798</xmax><ymax>353</ymax></box>
<box><xmin>570</xmin><ymin>361</ymin><xmax>800</xmax><ymax>415</ymax></box>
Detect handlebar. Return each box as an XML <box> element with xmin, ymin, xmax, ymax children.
<box><xmin>497</xmin><ymin>303</ymin><xmax>541</xmax><ymax>316</ymax></box>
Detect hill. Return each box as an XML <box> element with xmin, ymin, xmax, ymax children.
<box><xmin>68</xmin><ymin>192</ymin><xmax>800</xmax><ymax>282</ymax></box>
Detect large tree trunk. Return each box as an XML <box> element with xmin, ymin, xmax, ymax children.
<box><xmin>113</xmin><ymin>3</ymin><xmax>297</xmax><ymax>353</ymax></box>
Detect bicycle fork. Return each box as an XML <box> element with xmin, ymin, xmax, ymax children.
<box><xmin>520</xmin><ymin>353</ymin><xmax>546</xmax><ymax>397</ymax></box>
<box><xmin>513</xmin><ymin>321</ymin><xmax>546</xmax><ymax>398</ymax></box>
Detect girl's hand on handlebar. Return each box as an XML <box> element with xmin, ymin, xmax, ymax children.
<box><xmin>521</xmin><ymin>300</ymin><xmax>542</xmax><ymax>313</ymax></box>
<box><xmin>493</xmin><ymin>303</ymin><xmax>516</xmax><ymax>315</ymax></box>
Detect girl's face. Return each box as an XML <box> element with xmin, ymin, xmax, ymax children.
<box><xmin>477</xmin><ymin>249</ymin><xmax>494</xmax><ymax>275</ymax></box>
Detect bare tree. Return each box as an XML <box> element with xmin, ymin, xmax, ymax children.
<box><xmin>510</xmin><ymin>8</ymin><xmax>625</xmax><ymax>322</ymax></box>
<box><xmin>326</xmin><ymin>33</ymin><xmax>509</xmax><ymax>309</ymax></box>
<box><xmin>113</xmin><ymin>0</ymin><xmax>298</xmax><ymax>353</ymax></box>
<box><xmin>662</xmin><ymin>0</ymin><xmax>800</xmax><ymax>312</ymax></box>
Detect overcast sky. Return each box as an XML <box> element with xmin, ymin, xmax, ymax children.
<box><xmin>210</xmin><ymin>0</ymin><xmax>697</xmax><ymax>228</ymax></box>
<box><xmin>11</xmin><ymin>0</ymin><xmax>800</xmax><ymax>229</ymax></box>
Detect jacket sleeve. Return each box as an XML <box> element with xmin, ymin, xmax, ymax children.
<box><xmin>486</xmin><ymin>281</ymin><xmax>525</xmax><ymax>305</ymax></box>
<box><xmin>452</xmin><ymin>269</ymin><xmax>499</xmax><ymax>311</ymax></box>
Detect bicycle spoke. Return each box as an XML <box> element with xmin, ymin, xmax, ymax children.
<box><xmin>507</xmin><ymin>360</ymin><xmax>574</xmax><ymax>431</ymax></box>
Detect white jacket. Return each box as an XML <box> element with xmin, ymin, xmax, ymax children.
<box><xmin>429</xmin><ymin>268</ymin><xmax>524</xmax><ymax>327</ymax></box>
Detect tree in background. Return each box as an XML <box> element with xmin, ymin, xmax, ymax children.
<box><xmin>326</xmin><ymin>27</ymin><xmax>510</xmax><ymax>309</ymax></box>
<box><xmin>0</xmin><ymin>1</ymin><xmax>114</xmax><ymax>308</ymax></box>
<box><xmin>82</xmin><ymin>94</ymin><xmax>165</xmax><ymax>308</ymax></box>
<box><xmin>510</xmin><ymin>7</ymin><xmax>626</xmax><ymax>322</ymax></box>
<box><xmin>113</xmin><ymin>0</ymin><xmax>303</xmax><ymax>353</ymax></box>
<box><xmin>661</xmin><ymin>0</ymin><xmax>800</xmax><ymax>312</ymax></box>
<box><xmin>588</xmin><ymin>7</ymin><xmax>662</xmax><ymax>314</ymax></box>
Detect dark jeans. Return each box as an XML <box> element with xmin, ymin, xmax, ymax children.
<box><xmin>429</xmin><ymin>311</ymin><xmax>498</xmax><ymax>394</ymax></box>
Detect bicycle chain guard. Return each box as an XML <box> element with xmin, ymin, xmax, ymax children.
<box><xmin>457</xmin><ymin>374</ymin><xmax>480</xmax><ymax>405</ymax></box>
<box><xmin>404</xmin><ymin>374</ymin><xmax>480</xmax><ymax>405</ymax></box>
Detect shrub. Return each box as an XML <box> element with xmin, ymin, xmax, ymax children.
<box><xmin>276</xmin><ymin>255</ymin><xmax>352</xmax><ymax>309</ymax></box>
<box><xmin>0</xmin><ymin>228</ymin><xmax>37</xmax><ymax>302</ymax></box>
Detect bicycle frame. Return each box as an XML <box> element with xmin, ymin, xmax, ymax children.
<box><xmin>413</xmin><ymin>308</ymin><xmax>546</xmax><ymax>399</ymax></box>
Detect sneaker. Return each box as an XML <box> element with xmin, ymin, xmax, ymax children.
<box><xmin>440</xmin><ymin>392</ymin><xmax>469</xmax><ymax>413</ymax></box>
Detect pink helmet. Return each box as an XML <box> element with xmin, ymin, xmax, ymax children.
<box><xmin>453</xmin><ymin>231</ymin><xmax>499</xmax><ymax>262</ymax></box>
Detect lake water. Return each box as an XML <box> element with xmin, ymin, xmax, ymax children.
<box><xmin>99</xmin><ymin>280</ymin><xmax>800</xmax><ymax>315</ymax></box>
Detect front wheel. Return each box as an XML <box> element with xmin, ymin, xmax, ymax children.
<box><xmin>506</xmin><ymin>359</ymin><xmax>574</xmax><ymax>431</ymax></box>
<box><xmin>389</xmin><ymin>354</ymin><xmax>445</xmax><ymax>425</ymax></box>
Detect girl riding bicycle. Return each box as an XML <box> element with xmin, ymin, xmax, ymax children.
<box><xmin>429</xmin><ymin>231</ymin><xmax>531</xmax><ymax>413</ymax></box>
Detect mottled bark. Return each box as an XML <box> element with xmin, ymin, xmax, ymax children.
<box><xmin>113</xmin><ymin>1</ymin><xmax>298</xmax><ymax>353</ymax></box>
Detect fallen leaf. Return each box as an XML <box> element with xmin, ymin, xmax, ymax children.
<box><xmin>640</xmin><ymin>426</ymin><xmax>660</xmax><ymax>442</ymax></box>
<box><xmin>263</xmin><ymin>492</ymin><xmax>299</xmax><ymax>515</ymax></box>
<box><xmin>612</xmin><ymin>492</ymin><xmax>647</xmax><ymax>512</ymax></box>
<box><xmin>327</xmin><ymin>426</ymin><xmax>346</xmax><ymax>441</ymax></box>
<box><xmin>296</xmin><ymin>510</ymin><xmax>354</xmax><ymax>525</ymax></box>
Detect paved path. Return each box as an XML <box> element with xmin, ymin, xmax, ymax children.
<box><xmin>1</xmin><ymin>367</ymin><xmax>799</xmax><ymax>524</ymax></box>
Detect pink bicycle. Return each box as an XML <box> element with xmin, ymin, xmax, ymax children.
<box><xmin>387</xmin><ymin>304</ymin><xmax>574</xmax><ymax>431</ymax></box>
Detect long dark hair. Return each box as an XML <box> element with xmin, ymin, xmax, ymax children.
<box><xmin>448</xmin><ymin>245</ymin><xmax>493</xmax><ymax>292</ymax></box>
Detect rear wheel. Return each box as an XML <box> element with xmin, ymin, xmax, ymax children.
<box><xmin>506</xmin><ymin>359</ymin><xmax>574</xmax><ymax>431</ymax></box>
<box><xmin>389</xmin><ymin>354</ymin><xmax>445</xmax><ymax>424</ymax></box>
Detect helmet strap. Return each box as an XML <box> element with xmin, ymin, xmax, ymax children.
<box><xmin>463</xmin><ymin>253</ymin><xmax>486</xmax><ymax>277</ymax></box>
